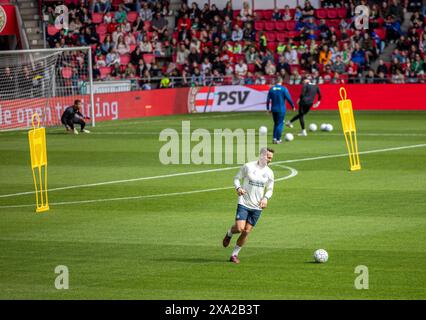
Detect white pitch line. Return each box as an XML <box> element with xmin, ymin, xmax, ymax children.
<box><xmin>0</xmin><ymin>165</ymin><xmax>298</xmax><ymax>209</ymax></box>
<box><xmin>0</xmin><ymin>143</ymin><xmax>425</xmax><ymax>200</ymax></box>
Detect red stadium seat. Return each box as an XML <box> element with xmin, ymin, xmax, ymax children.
<box><xmin>274</xmin><ymin>21</ymin><xmax>286</xmax><ymax>31</ymax></box>
<box><xmin>248</xmin><ymin>63</ymin><xmax>255</xmax><ymax>73</ymax></box>
<box><xmin>96</xmin><ymin>23</ymin><xmax>107</xmax><ymax>35</ymax></box>
<box><xmin>119</xmin><ymin>54</ymin><xmax>130</xmax><ymax>65</ymax></box>
<box><xmin>112</xmin><ymin>0</ymin><xmax>122</xmax><ymax>9</ymax></box>
<box><xmin>290</xmin><ymin>64</ymin><xmax>302</xmax><ymax>74</ymax></box>
<box><xmin>47</xmin><ymin>24</ymin><xmax>59</xmax><ymax>36</ymax></box>
<box><xmin>61</xmin><ymin>67</ymin><xmax>73</xmax><ymax>79</ymax></box>
<box><xmin>315</xmin><ymin>9</ymin><xmax>327</xmax><ymax>19</ymax></box>
<box><xmin>233</xmin><ymin>10</ymin><xmax>240</xmax><ymax>19</ymax></box>
<box><xmin>327</xmin><ymin>9</ymin><xmax>338</xmax><ymax>19</ymax></box>
<box><xmin>143</xmin><ymin>53</ymin><xmax>155</xmax><ymax>64</ymax></box>
<box><xmin>267</xmin><ymin>42</ymin><xmax>277</xmax><ymax>52</ymax></box>
<box><xmin>265</xmin><ymin>32</ymin><xmax>276</xmax><ymax>42</ymax></box>
<box><xmin>276</xmin><ymin>33</ymin><xmax>288</xmax><ymax>42</ymax></box>
<box><xmin>263</xmin><ymin>10</ymin><xmax>273</xmax><ymax>20</ymax></box>
<box><xmin>129</xmin><ymin>44</ymin><xmax>137</xmax><ymax>52</ymax></box>
<box><xmin>264</xmin><ymin>21</ymin><xmax>275</xmax><ymax>31</ymax></box>
<box><xmin>285</xmin><ymin>20</ymin><xmax>296</xmax><ymax>31</ymax></box>
<box><xmin>287</xmin><ymin>31</ymin><xmax>300</xmax><ymax>38</ymax></box>
<box><xmin>337</xmin><ymin>8</ymin><xmax>347</xmax><ymax>19</ymax></box>
<box><xmin>92</xmin><ymin>13</ymin><xmax>103</xmax><ymax>24</ymax></box>
<box><xmin>254</xmin><ymin>10</ymin><xmax>263</xmax><ymax>20</ymax></box>
<box><xmin>127</xmin><ymin>11</ymin><xmax>138</xmax><ymax>23</ymax></box>
<box><xmin>99</xmin><ymin>34</ymin><xmax>107</xmax><ymax>43</ymax></box>
<box><xmin>99</xmin><ymin>66</ymin><xmax>112</xmax><ymax>79</ymax></box>
<box><xmin>143</xmin><ymin>20</ymin><xmax>152</xmax><ymax>31</ymax></box>
<box><xmin>254</xmin><ymin>21</ymin><xmax>264</xmax><ymax>31</ymax></box>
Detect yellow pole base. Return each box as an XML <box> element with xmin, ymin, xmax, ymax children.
<box><xmin>36</xmin><ymin>206</ymin><xmax>50</xmax><ymax>213</ymax></box>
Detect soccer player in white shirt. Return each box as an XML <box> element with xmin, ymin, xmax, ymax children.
<box><xmin>223</xmin><ymin>147</ymin><xmax>275</xmax><ymax>264</ymax></box>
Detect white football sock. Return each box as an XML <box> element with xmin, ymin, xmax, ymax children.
<box><xmin>227</xmin><ymin>229</ymin><xmax>233</xmax><ymax>237</ymax></box>
<box><xmin>232</xmin><ymin>245</ymin><xmax>242</xmax><ymax>257</ymax></box>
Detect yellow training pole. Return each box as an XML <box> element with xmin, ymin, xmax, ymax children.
<box><xmin>28</xmin><ymin>113</ymin><xmax>49</xmax><ymax>213</ymax></box>
<box><xmin>338</xmin><ymin>87</ymin><xmax>361</xmax><ymax>171</ymax></box>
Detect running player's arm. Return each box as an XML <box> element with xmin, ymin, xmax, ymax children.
<box><xmin>234</xmin><ymin>164</ymin><xmax>248</xmax><ymax>195</ymax></box>
<box><xmin>313</xmin><ymin>86</ymin><xmax>322</xmax><ymax>108</ymax></box>
<box><xmin>260</xmin><ymin>172</ymin><xmax>274</xmax><ymax>209</ymax></box>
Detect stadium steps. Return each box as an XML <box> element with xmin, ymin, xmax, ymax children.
<box><xmin>16</xmin><ymin>0</ymin><xmax>44</xmax><ymax>49</ymax></box>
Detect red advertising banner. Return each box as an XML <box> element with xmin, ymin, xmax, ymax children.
<box><xmin>189</xmin><ymin>84</ymin><xmax>426</xmax><ymax>112</ymax></box>
<box><xmin>0</xmin><ymin>88</ymin><xmax>190</xmax><ymax>130</ymax></box>
<box><xmin>0</xmin><ymin>84</ymin><xmax>424</xmax><ymax>130</ymax></box>
<box><xmin>0</xmin><ymin>4</ymin><xmax>18</xmax><ymax>36</ymax></box>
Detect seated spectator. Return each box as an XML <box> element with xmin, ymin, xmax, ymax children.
<box><xmin>390</xmin><ymin>57</ymin><xmax>403</xmax><ymax>74</ymax></box>
<box><xmin>152</xmin><ymin>12</ymin><xmax>168</xmax><ymax>37</ymax></box>
<box><xmin>140</xmin><ymin>2</ymin><xmax>153</xmax><ymax>21</ymax></box>
<box><xmin>130</xmin><ymin>46</ymin><xmax>143</xmax><ymax>65</ymax></box>
<box><xmin>106</xmin><ymin>48</ymin><xmax>120</xmax><ymax>66</ymax></box>
<box><xmin>93</xmin><ymin>0</ymin><xmax>111</xmax><ymax>14</ymax></box>
<box><xmin>376</xmin><ymin>71</ymin><xmax>388</xmax><ymax>83</ymax></box>
<box><xmin>240</xmin><ymin>1</ymin><xmax>253</xmax><ymax>22</ymax></box>
<box><xmin>231</xmin><ymin>25</ymin><xmax>243</xmax><ymax>42</ymax></box>
<box><xmin>331</xmin><ymin>72</ymin><xmax>344</xmax><ymax>84</ymax></box>
<box><xmin>264</xmin><ymin>60</ymin><xmax>276</xmax><ymax>75</ymax></box>
<box><xmin>222</xmin><ymin>1</ymin><xmax>233</xmax><ymax>21</ymax></box>
<box><xmin>114</xmin><ymin>5</ymin><xmax>128</xmax><ymax>24</ymax></box>
<box><xmin>376</xmin><ymin>59</ymin><xmax>388</xmax><ymax>75</ymax></box>
<box><xmin>351</xmin><ymin>43</ymin><xmax>366</xmax><ymax>67</ymax></box>
<box><xmin>365</xmin><ymin>69</ymin><xmax>376</xmax><ymax>84</ymax></box>
<box><xmin>272</xmin><ymin>8</ymin><xmax>282</xmax><ymax>21</ymax></box>
<box><xmin>112</xmin><ymin>25</ymin><xmax>124</xmax><ymax>43</ymax></box>
<box><xmin>176</xmin><ymin>44</ymin><xmax>190</xmax><ymax>66</ymax></box>
<box><xmin>283</xmin><ymin>5</ymin><xmax>292</xmax><ymax>21</ymax></box>
<box><xmin>331</xmin><ymin>55</ymin><xmax>345</xmax><ymax>74</ymax></box>
<box><xmin>411</xmin><ymin>54</ymin><xmax>424</xmax><ymax>74</ymax></box>
<box><xmin>125</xmin><ymin>63</ymin><xmax>136</xmax><ymax>78</ymax></box>
<box><xmin>245</xmin><ymin>46</ymin><xmax>258</xmax><ymax>64</ymax></box>
<box><xmin>235</xmin><ymin>59</ymin><xmax>248</xmax><ymax>79</ymax></box>
<box><xmin>243</xmin><ymin>23</ymin><xmax>255</xmax><ymax>41</ymax></box>
<box><xmin>96</xmin><ymin>53</ymin><xmax>106</xmax><ymax>67</ymax></box>
<box><xmin>392</xmin><ymin>69</ymin><xmax>405</xmax><ymax>83</ymax></box>
<box><xmin>276</xmin><ymin>56</ymin><xmax>291</xmax><ymax>75</ymax></box>
<box><xmin>384</xmin><ymin>15</ymin><xmax>402</xmax><ymax>42</ymax></box>
<box><xmin>407</xmin><ymin>70</ymin><xmax>419</xmax><ymax>83</ymax></box>
<box><xmin>319</xmin><ymin>45</ymin><xmax>332</xmax><ymax>65</ymax></box>
<box><xmin>302</xmin><ymin>0</ymin><xmax>315</xmax><ymax>20</ymax></box>
<box><xmin>139</xmin><ymin>38</ymin><xmax>153</xmax><ymax>53</ymax></box>
<box><xmin>290</xmin><ymin>69</ymin><xmax>302</xmax><ymax>84</ymax></box>
<box><xmin>322</xmin><ymin>64</ymin><xmax>334</xmax><ymax>82</ymax></box>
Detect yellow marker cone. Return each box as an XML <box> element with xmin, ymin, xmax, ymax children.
<box><xmin>338</xmin><ymin>87</ymin><xmax>361</xmax><ymax>171</ymax></box>
<box><xmin>28</xmin><ymin>113</ymin><xmax>49</xmax><ymax>213</ymax></box>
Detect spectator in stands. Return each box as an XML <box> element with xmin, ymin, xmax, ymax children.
<box><xmin>331</xmin><ymin>55</ymin><xmax>346</xmax><ymax>74</ymax></box>
<box><xmin>140</xmin><ymin>2</ymin><xmax>154</xmax><ymax>21</ymax></box>
<box><xmin>411</xmin><ymin>53</ymin><xmax>424</xmax><ymax>75</ymax></box>
<box><xmin>125</xmin><ymin>63</ymin><xmax>137</xmax><ymax>78</ymax></box>
<box><xmin>365</xmin><ymin>69</ymin><xmax>376</xmax><ymax>84</ymax></box>
<box><xmin>376</xmin><ymin>71</ymin><xmax>388</xmax><ymax>83</ymax></box>
<box><xmin>390</xmin><ymin>57</ymin><xmax>403</xmax><ymax>75</ymax></box>
<box><xmin>407</xmin><ymin>70</ymin><xmax>419</xmax><ymax>83</ymax></box>
<box><xmin>389</xmin><ymin>0</ymin><xmax>404</xmax><ymax>22</ymax></box>
<box><xmin>259</xmin><ymin>32</ymin><xmax>267</xmax><ymax>52</ymax></box>
<box><xmin>392</xmin><ymin>69</ymin><xmax>405</xmax><ymax>83</ymax></box>
<box><xmin>272</xmin><ymin>8</ymin><xmax>283</xmax><ymax>21</ymax></box>
<box><xmin>112</xmin><ymin>25</ymin><xmax>124</xmax><ymax>43</ymax></box>
<box><xmin>139</xmin><ymin>37</ymin><xmax>153</xmax><ymax>53</ymax></box>
<box><xmin>232</xmin><ymin>25</ymin><xmax>244</xmax><ymax>41</ymax></box>
<box><xmin>283</xmin><ymin>5</ymin><xmax>292</xmax><ymax>21</ymax></box>
<box><xmin>93</xmin><ymin>0</ymin><xmax>111</xmax><ymax>14</ymax></box>
<box><xmin>351</xmin><ymin>43</ymin><xmax>366</xmax><ymax>68</ymax></box>
<box><xmin>318</xmin><ymin>19</ymin><xmax>331</xmax><ymax>41</ymax></box>
<box><xmin>347</xmin><ymin>60</ymin><xmax>359</xmax><ymax>83</ymax></box>
<box><xmin>235</xmin><ymin>58</ymin><xmax>248</xmax><ymax>80</ymax></box>
<box><xmin>96</xmin><ymin>52</ymin><xmax>107</xmax><ymax>67</ymax></box>
<box><xmin>245</xmin><ymin>45</ymin><xmax>258</xmax><ymax>64</ymax></box>
<box><xmin>188</xmin><ymin>46</ymin><xmax>201</xmax><ymax>65</ymax></box>
<box><xmin>106</xmin><ymin>47</ymin><xmax>120</xmax><ymax>66</ymax></box>
<box><xmin>276</xmin><ymin>55</ymin><xmax>291</xmax><ymax>75</ymax></box>
<box><xmin>240</xmin><ymin>1</ymin><xmax>253</xmax><ymax>22</ymax></box>
<box><xmin>376</xmin><ymin>59</ymin><xmax>388</xmax><ymax>75</ymax></box>
<box><xmin>116</xmin><ymin>36</ymin><xmax>130</xmax><ymax>55</ymax></box>
<box><xmin>289</xmin><ymin>69</ymin><xmax>302</xmax><ymax>84</ymax></box>
<box><xmin>385</xmin><ymin>15</ymin><xmax>402</xmax><ymax>43</ymax></box>
<box><xmin>319</xmin><ymin>45</ymin><xmax>332</xmax><ymax>65</ymax></box>
<box><xmin>176</xmin><ymin>44</ymin><xmax>190</xmax><ymax>66</ymax></box>
<box><xmin>222</xmin><ymin>1</ymin><xmax>233</xmax><ymax>20</ymax></box>
<box><xmin>264</xmin><ymin>60</ymin><xmax>276</xmax><ymax>75</ymax></box>
<box><xmin>302</xmin><ymin>0</ymin><xmax>315</xmax><ymax>20</ymax></box>
<box><xmin>152</xmin><ymin>12</ymin><xmax>168</xmax><ymax>38</ymax></box>
<box><xmin>130</xmin><ymin>46</ymin><xmax>143</xmax><ymax>66</ymax></box>
<box><xmin>243</xmin><ymin>23</ymin><xmax>256</xmax><ymax>41</ymax></box>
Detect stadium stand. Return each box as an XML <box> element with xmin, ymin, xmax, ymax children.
<box><xmin>41</xmin><ymin>0</ymin><xmax>426</xmax><ymax>88</ymax></box>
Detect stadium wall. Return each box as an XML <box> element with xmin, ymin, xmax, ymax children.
<box><xmin>0</xmin><ymin>85</ymin><xmax>424</xmax><ymax>130</ymax></box>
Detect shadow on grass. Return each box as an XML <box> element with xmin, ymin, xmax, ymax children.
<box><xmin>153</xmin><ymin>257</ymin><xmax>226</xmax><ymax>264</ymax></box>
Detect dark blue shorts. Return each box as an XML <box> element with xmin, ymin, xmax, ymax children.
<box><xmin>235</xmin><ymin>204</ymin><xmax>262</xmax><ymax>227</ymax></box>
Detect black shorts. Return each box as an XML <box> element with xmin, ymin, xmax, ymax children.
<box><xmin>299</xmin><ymin>101</ymin><xmax>313</xmax><ymax>113</ymax></box>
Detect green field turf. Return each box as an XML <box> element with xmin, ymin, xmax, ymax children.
<box><xmin>0</xmin><ymin>111</ymin><xmax>425</xmax><ymax>300</ymax></box>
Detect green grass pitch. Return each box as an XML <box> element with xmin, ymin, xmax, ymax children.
<box><xmin>0</xmin><ymin>111</ymin><xmax>425</xmax><ymax>299</ymax></box>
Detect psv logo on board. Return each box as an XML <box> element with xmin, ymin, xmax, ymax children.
<box><xmin>0</xmin><ymin>6</ymin><xmax>7</xmax><ymax>33</ymax></box>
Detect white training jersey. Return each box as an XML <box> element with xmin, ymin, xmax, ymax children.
<box><xmin>233</xmin><ymin>161</ymin><xmax>274</xmax><ymax>210</ymax></box>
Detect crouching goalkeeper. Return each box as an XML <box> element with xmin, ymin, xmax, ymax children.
<box><xmin>61</xmin><ymin>99</ymin><xmax>91</xmax><ymax>134</ymax></box>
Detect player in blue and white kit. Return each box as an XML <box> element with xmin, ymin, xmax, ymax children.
<box><xmin>222</xmin><ymin>147</ymin><xmax>275</xmax><ymax>264</ymax></box>
<box><xmin>266</xmin><ymin>77</ymin><xmax>295</xmax><ymax>144</ymax></box>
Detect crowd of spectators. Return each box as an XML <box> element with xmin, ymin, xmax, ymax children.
<box><xmin>42</xmin><ymin>0</ymin><xmax>426</xmax><ymax>88</ymax></box>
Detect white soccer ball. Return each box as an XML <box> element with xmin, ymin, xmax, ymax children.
<box><xmin>314</xmin><ymin>249</ymin><xmax>329</xmax><ymax>263</ymax></box>
<box><xmin>325</xmin><ymin>124</ymin><xmax>333</xmax><ymax>132</ymax></box>
<box><xmin>320</xmin><ymin>123</ymin><xmax>328</xmax><ymax>131</ymax></box>
<box><xmin>259</xmin><ymin>126</ymin><xmax>268</xmax><ymax>135</ymax></box>
<box><xmin>284</xmin><ymin>133</ymin><xmax>294</xmax><ymax>141</ymax></box>
<box><xmin>309</xmin><ymin>123</ymin><xmax>318</xmax><ymax>132</ymax></box>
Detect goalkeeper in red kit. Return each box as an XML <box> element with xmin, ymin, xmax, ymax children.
<box><xmin>61</xmin><ymin>99</ymin><xmax>91</xmax><ymax>135</ymax></box>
